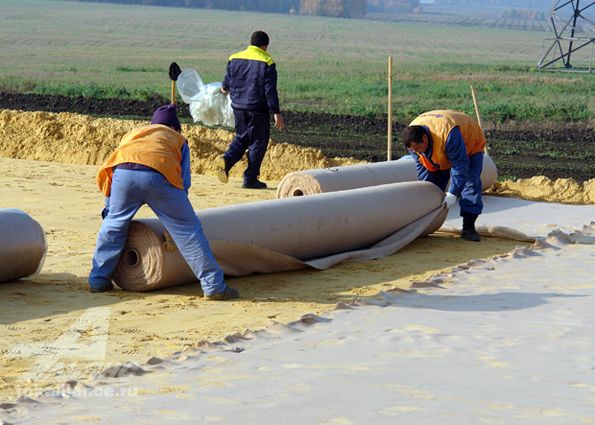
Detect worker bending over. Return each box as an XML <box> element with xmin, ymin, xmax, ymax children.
<box><xmin>89</xmin><ymin>105</ymin><xmax>239</xmax><ymax>300</ymax></box>
<box><xmin>401</xmin><ymin>110</ymin><xmax>486</xmax><ymax>242</ymax></box>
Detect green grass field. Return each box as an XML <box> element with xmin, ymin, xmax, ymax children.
<box><xmin>0</xmin><ymin>0</ymin><xmax>593</xmax><ymax>124</ymax></box>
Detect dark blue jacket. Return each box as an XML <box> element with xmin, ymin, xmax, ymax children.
<box><xmin>222</xmin><ymin>45</ymin><xmax>280</xmax><ymax>114</ymax></box>
<box><xmin>411</xmin><ymin>126</ymin><xmax>474</xmax><ymax>197</ymax></box>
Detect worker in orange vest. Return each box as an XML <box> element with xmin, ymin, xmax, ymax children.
<box><xmin>401</xmin><ymin>110</ymin><xmax>485</xmax><ymax>242</ymax></box>
<box><xmin>89</xmin><ymin>104</ymin><xmax>239</xmax><ymax>299</ymax></box>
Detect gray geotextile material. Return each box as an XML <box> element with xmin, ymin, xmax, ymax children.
<box><xmin>113</xmin><ymin>181</ymin><xmax>447</xmax><ymax>291</ymax></box>
<box><xmin>276</xmin><ymin>154</ymin><xmax>498</xmax><ymax>198</ymax></box>
<box><xmin>0</xmin><ymin>209</ymin><xmax>47</xmax><ymax>283</ymax></box>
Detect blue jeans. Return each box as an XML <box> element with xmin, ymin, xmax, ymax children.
<box><xmin>89</xmin><ymin>168</ymin><xmax>227</xmax><ymax>295</ymax></box>
<box><xmin>417</xmin><ymin>152</ymin><xmax>484</xmax><ymax>216</ymax></box>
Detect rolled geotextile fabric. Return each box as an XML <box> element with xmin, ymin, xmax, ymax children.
<box><xmin>276</xmin><ymin>154</ymin><xmax>498</xmax><ymax>198</ymax></box>
<box><xmin>0</xmin><ymin>209</ymin><xmax>47</xmax><ymax>283</ymax></box>
<box><xmin>113</xmin><ymin>181</ymin><xmax>447</xmax><ymax>292</ymax></box>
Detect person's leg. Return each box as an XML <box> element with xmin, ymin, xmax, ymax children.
<box><xmin>89</xmin><ymin>169</ymin><xmax>144</xmax><ymax>290</ymax></box>
<box><xmin>459</xmin><ymin>152</ymin><xmax>484</xmax><ymax>242</ymax></box>
<box><xmin>223</xmin><ymin>110</ymin><xmax>251</xmax><ymax>172</ymax></box>
<box><xmin>243</xmin><ymin>111</ymin><xmax>270</xmax><ymax>186</ymax></box>
<box><xmin>144</xmin><ymin>173</ymin><xmax>230</xmax><ymax>297</ymax></box>
<box><xmin>459</xmin><ymin>152</ymin><xmax>484</xmax><ymax>216</ymax></box>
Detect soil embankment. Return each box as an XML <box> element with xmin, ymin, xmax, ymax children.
<box><xmin>1</xmin><ymin>92</ymin><xmax>593</xmax><ymax>182</ymax></box>
<box><xmin>1</xmin><ymin>108</ymin><xmax>594</xmax><ymax>204</ymax></box>
<box><xmin>0</xmin><ymin>109</ymin><xmax>360</xmax><ymax>181</ymax></box>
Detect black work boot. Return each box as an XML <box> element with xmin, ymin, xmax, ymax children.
<box><xmin>242</xmin><ymin>180</ymin><xmax>267</xmax><ymax>189</ymax></box>
<box><xmin>215</xmin><ymin>155</ymin><xmax>229</xmax><ymax>184</ymax></box>
<box><xmin>461</xmin><ymin>213</ymin><xmax>481</xmax><ymax>242</ymax></box>
<box><xmin>204</xmin><ymin>286</ymin><xmax>240</xmax><ymax>301</ymax></box>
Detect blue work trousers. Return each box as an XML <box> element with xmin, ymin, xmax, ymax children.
<box><xmin>418</xmin><ymin>152</ymin><xmax>484</xmax><ymax>216</ymax></box>
<box><xmin>89</xmin><ymin>168</ymin><xmax>226</xmax><ymax>295</ymax></box>
<box><xmin>224</xmin><ymin>109</ymin><xmax>270</xmax><ymax>184</ymax></box>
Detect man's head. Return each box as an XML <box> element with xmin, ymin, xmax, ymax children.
<box><xmin>250</xmin><ymin>31</ymin><xmax>270</xmax><ymax>49</ymax></box>
<box><xmin>401</xmin><ymin>125</ymin><xmax>429</xmax><ymax>153</ymax></box>
<box><xmin>151</xmin><ymin>104</ymin><xmax>181</xmax><ymax>133</ymax></box>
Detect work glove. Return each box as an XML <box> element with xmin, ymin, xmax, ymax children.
<box><xmin>444</xmin><ymin>192</ymin><xmax>458</xmax><ymax>209</ymax></box>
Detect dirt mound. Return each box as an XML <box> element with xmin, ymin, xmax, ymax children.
<box><xmin>495</xmin><ymin>176</ymin><xmax>595</xmax><ymax>204</ymax></box>
<box><xmin>1</xmin><ymin>108</ymin><xmax>593</xmax><ymax>204</ymax></box>
<box><xmin>0</xmin><ymin>109</ymin><xmax>361</xmax><ymax>181</ymax></box>
<box><xmin>3</xmin><ymin>92</ymin><xmax>594</xmax><ymax>183</ymax></box>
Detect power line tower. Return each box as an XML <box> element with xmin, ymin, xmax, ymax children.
<box><xmin>537</xmin><ymin>0</ymin><xmax>595</xmax><ymax>72</ymax></box>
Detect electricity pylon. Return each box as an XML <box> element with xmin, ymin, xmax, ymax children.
<box><xmin>537</xmin><ymin>0</ymin><xmax>595</xmax><ymax>72</ymax></box>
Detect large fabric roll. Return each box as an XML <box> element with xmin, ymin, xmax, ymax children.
<box><xmin>113</xmin><ymin>181</ymin><xmax>447</xmax><ymax>292</ymax></box>
<box><xmin>276</xmin><ymin>154</ymin><xmax>498</xmax><ymax>198</ymax></box>
<box><xmin>0</xmin><ymin>209</ymin><xmax>47</xmax><ymax>283</ymax></box>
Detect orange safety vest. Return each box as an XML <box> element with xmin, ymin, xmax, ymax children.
<box><xmin>97</xmin><ymin>124</ymin><xmax>187</xmax><ymax>196</ymax></box>
<box><xmin>409</xmin><ymin>110</ymin><xmax>486</xmax><ymax>172</ymax></box>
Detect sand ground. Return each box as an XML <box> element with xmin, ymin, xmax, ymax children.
<box><xmin>6</xmin><ymin>227</ymin><xmax>594</xmax><ymax>425</ymax></box>
<box><xmin>0</xmin><ymin>109</ymin><xmax>593</xmax><ymax>402</ymax></box>
<box><xmin>0</xmin><ymin>156</ymin><xmax>525</xmax><ymax>400</ymax></box>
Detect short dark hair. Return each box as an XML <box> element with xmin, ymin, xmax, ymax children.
<box><xmin>401</xmin><ymin>125</ymin><xmax>426</xmax><ymax>148</ymax></box>
<box><xmin>250</xmin><ymin>31</ymin><xmax>270</xmax><ymax>47</ymax></box>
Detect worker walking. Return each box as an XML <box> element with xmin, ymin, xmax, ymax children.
<box><xmin>89</xmin><ymin>104</ymin><xmax>239</xmax><ymax>300</ymax></box>
<box><xmin>217</xmin><ymin>30</ymin><xmax>285</xmax><ymax>189</ymax></box>
<box><xmin>401</xmin><ymin>110</ymin><xmax>486</xmax><ymax>242</ymax></box>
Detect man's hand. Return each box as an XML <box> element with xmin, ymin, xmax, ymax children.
<box><xmin>274</xmin><ymin>113</ymin><xmax>285</xmax><ymax>130</ymax></box>
<box><xmin>444</xmin><ymin>192</ymin><xmax>458</xmax><ymax>209</ymax></box>
<box><xmin>220</xmin><ymin>87</ymin><xmax>229</xmax><ymax>95</ymax></box>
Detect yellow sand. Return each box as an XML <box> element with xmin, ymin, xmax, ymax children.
<box><xmin>494</xmin><ymin>176</ymin><xmax>595</xmax><ymax>204</ymax></box>
<box><xmin>0</xmin><ymin>109</ymin><xmax>588</xmax><ymax>400</ymax></box>
<box><xmin>1</xmin><ymin>108</ymin><xmax>592</xmax><ymax>204</ymax></box>
<box><xmin>0</xmin><ymin>109</ymin><xmax>361</xmax><ymax>181</ymax></box>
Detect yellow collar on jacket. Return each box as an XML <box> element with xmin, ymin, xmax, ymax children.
<box><xmin>229</xmin><ymin>45</ymin><xmax>274</xmax><ymax>65</ymax></box>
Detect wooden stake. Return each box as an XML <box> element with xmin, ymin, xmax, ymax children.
<box><xmin>171</xmin><ymin>81</ymin><xmax>176</xmax><ymax>105</ymax></box>
<box><xmin>387</xmin><ymin>56</ymin><xmax>393</xmax><ymax>161</ymax></box>
<box><xmin>470</xmin><ymin>85</ymin><xmax>482</xmax><ymax>129</ymax></box>
<box><xmin>470</xmin><ymin>85</ymin><xmax>488</xmax><ymax>153</ymax></box>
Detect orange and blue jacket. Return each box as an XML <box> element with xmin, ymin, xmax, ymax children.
<box><xmin>409</xmin><ymin>110</ymin><xmax>486</xmax><ymax>196</ymax></box>
<box><xmin>96</xmin><ymin>124</ymin><xmax>191</xmax><ymax>197</ymax></box>
<box><xmin>222</xmin><ymin>45</ymin><xmax>280</xmax><ymax>114</ymax></box>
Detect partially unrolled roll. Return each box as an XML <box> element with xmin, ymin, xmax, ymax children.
<box><xmin>0</xmin><ymin>209</ymin><xmax>47</xmax><ymax>282</ymax></box>
<box><xmin>114</xmin><ymin>181</ymin><xmax>447</xmax><ymax>292</ymax></box>
<box><xmin>276</xmin><ymin>154</ymin><xmax>498</xmax><ymax>198</ymax></box>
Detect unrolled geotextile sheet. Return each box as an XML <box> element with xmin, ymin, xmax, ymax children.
<box><xmin>442</xmin><ymin>195</ymin><xmax>595</xmax><ymax>242</ymax></box>
<box><xmin>4</xmin><ymin>199</ymin><xmax>595</xmax><ymax>425</ymax></box>
<box><xmin>0</xmin><ymin>209</ymin><xmax>47</xmax><ymax>282</ymax></box>
<box><xmin>276</xmin><ymin>154</ymin><xmax>498</xmax><ymax>198</ymax></box>
<box><xmin>113</xmin><ymin>181</ymin><xmax>448</xmax><ymax>292</ymax></box>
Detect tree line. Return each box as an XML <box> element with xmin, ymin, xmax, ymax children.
<box><xmin>75</xmin><ymin>0</ymin><xmax>364</xmax><ymax>16</ymax></box>
<box><xmin>75</xmin><ymin>0</ymin><xmax>426</xmax><ymax>16</ymax></box>
<box><xmin>432</xmin><ymin>0</ymin><xmax>552</xmax><ymax>10</ymax></box>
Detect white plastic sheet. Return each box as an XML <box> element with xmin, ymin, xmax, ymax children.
<box><xmin>177</xmin><ymin>68</ymin><xmax>234</xmax><ymax>127</ymax></box>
